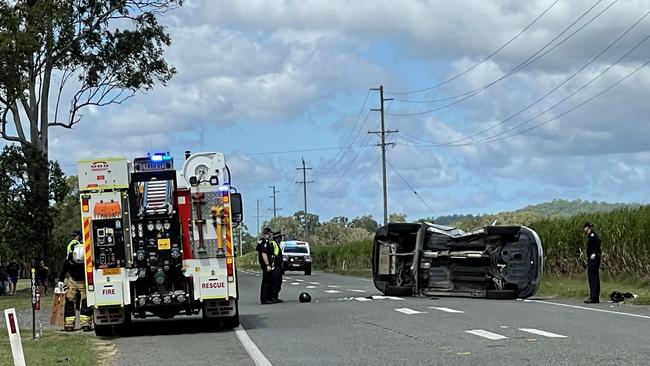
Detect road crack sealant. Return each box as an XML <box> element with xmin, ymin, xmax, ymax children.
<box><xmin>358</xmin><ymin>320</ymin><xmax>471</xmax><ymax>357</ymax></box>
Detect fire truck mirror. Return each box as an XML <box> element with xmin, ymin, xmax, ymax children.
<box><xmin>231</xmin><ymin>193</ymin><xmax>243</xmax><ymax>223</ymax></box>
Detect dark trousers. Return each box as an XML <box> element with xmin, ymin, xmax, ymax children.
<box><xmin>587</xmin><ymin>258</ymin><xmax>600</xmax><ymax>301</ymax></box>
<box><xmin>271</xmin><ymin>266</ymin><xmax>283</xmax><ymax>300</ymax></box>
<box><xmin>260</xmin><ymin>270</ymin><xmax>273</xmax><ymax>303</ymax></box>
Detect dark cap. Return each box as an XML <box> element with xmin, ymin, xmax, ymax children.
<box><xmin>263</xmin><ymin>227</ymin><xmax>273</xmax><ymax>234</ymax></box>
<box><xmin>583</xmin><ymin>222</ymin><xmax>593</xmax><ymax>228</ymax></box>
<box><xmin>72</xmin><ymin>230</ymin><xmax>82</xmax><ymax>237</ymax></box>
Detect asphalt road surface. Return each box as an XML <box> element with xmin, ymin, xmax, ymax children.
<box><xmin>113</xmin><ymin>270</ymin><xmax>650</xmax><ymax>366</ymax></box>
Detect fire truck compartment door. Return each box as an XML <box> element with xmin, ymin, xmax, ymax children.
<box><xmin>95</xmin><ymin>283</ymin><xmax>124</xmax><ymax>306</ymax></box>
<box><xmin>199</xmin><ymin>276</ymin><xmax>229</xmax><ymax>300</ymax></box>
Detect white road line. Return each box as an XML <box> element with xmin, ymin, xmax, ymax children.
<box><xmin>325</xmin><ymin>290</ymin><xmax>341</xmax><ymax>294</ymax></box>
<box><xmin>465</xmin><ymin>330</ymin><xmax>508</xmax><ymax>340</ymax></box>
<box><xmin>354</xmin><ymin>297</ymin><xmax>372</xmax><ymax>302</ymax></box>
<box><xmin>385</xmin><ymin>296</ymin><xmax>405</xmax><ymax>301</ymax></box>
<box><xmin>519</xmin><ymin>328</ymin><xmax>567</xmax><ymax>338</ymax></box>
<box><xmin>290</xmin><ymin>282</ymin><xmax>300</xmax><ymax>285</ymax></box>
<box><xmin>296</xmin><ymin>279</ymin><xmax>304</xmax><ymax>282</ymax></box>
<box><xmin>327</xmin><ymin>285</ymin><xmax>340</xmax><ymax>288</ymax></box>
<box><xmin>346</xmin><ymin>289</ymin><xmax>367</xmax><ymax>293</ymax></box>
<box><xmin>370</xmin><ymin>295</ymin><xmax>387</xmax><ymax>300</ymax></box>
<box><xmin>282</xmin><ymin>280</ymin><xmax>287</xmax><ymax>282</ymax></box>
<box><xmin>235</xmin><ymin>326</ymin><xmax>273</xmax><ymax>366</ymax></box>
<box><xmin>429</xmin><ymin>307</ymin><xmax>465</xmax><ymax>314</ymax></box>
<box><xmin>309</xmin><ymin>282</ymin><xmax>320</xmax><ymax>285</ymax></box>
<box><xmin>524</xmin><ymin>299</ymin><xmax>650</xmax><ymax>320</ymax></box>
<box><xmin>306</xmin><ymin>286</ymin><xmax>317</xmax><ymax>289</ymax></box>
<box><xmin>394</xmin><ymin>308</ymin><xmax>426</xmax><ymax>315</ymax></box>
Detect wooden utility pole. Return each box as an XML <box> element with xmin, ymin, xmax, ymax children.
<box><xmin>369</xmin><ymin>85</ymin><xmax>397</xmax><ymax>226</ymax></box>
<box><xmin>296</xmin><ymin>157</ymin><xmax>313</xmax><ymax>241</ymax></box>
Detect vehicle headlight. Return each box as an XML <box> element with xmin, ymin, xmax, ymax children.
<box><xmin>305</xmin><ymin>256</ymin><xmax>312</xmax><ymax>262</ymax></box>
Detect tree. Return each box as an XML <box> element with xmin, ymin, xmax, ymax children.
<box><xmin>0</xmin><ymin>145</ymin><xmax>68</xmax><ymax>264</ymax></box>
<box><xmin>329</xmin><ymin>216</ymin><xmax>349</xmax><ymax>227</ymax></box>
<box><xmin>292</xmin><ymin>210</ymin><xmax>319</xmax><ymax>235</ymax></box>
<box><xmin>350</xmin><ymin>215</ymin><xmax>379</xmax><ymax>233</ymax></box>
<box><xmin>0</xmin><ymin>0</ymin><xmax>180</xmax><ymax>255</ymax></box>
<box><xmin>388</xmin><ymin>213</ymin><xmax>407</xmax><ymax>223</ymax></box>
<box><xmin>264</xmin><ymin>215</ymin><xmax>302</xmax><ymax>240</ymax></box>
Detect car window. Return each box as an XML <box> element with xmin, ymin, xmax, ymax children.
<box><xmin>283</xmin><ymin>246</ymin><xmax>308</xmax><ymax>253</ymax></box>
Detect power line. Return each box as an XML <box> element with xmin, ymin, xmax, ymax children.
<box><xmin>313</xmin><ymin>91</ymin><xmax>371</xmax><ymax>174</ymax></box>
<box><xmin>419</xmin><ymin>14</ymin><xmax>650</xmax><ymax>148</ymax></box>
<box><xmin>386</xmin><ymin>159</ymin><xmax>435</xmax><ymax>215</ymax></box>
<box><xmin>415</xmin><ymin>60</ymin><xmax>649</xmax><ymax>148</ymax></box>
<box><xmin>386</xmin><ymin>0</ymin><xmax>618</xmax><ymax>116</ymax></box>
<box><xmin>386</xmin><ymin>0</ymin><xmax>562</xmax><ymax>95</ymax></box>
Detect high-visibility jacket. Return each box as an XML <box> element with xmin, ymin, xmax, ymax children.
<box><xmin>66</xmin><ymin>239</ymin><xmax>81</xmax><ymax>255</ymax></box>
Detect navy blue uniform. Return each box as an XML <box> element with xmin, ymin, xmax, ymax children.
<box><xmin>586</xmin><ymin>231</ymin><xmax>602</xmax><ymax>302</ymax></box>
<box><xmin>257</xmin><ymin>238</ymin><xmax>274</xmax><ymax>304</ymax></box>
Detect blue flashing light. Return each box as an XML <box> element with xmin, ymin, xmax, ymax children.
<box><xmin>150</xmin><ymin>155</ymin><xmax>163</xmax><ymax>162</ymax></box>
<box><xmin>162</xmin><ymin>155</ymin><xmax>172</xmax><ymax>161</ymax></box>
<box><xmin>218</xmin><ymin>185</ymin><xmax>229</xmax><ymax>192</ymax></box>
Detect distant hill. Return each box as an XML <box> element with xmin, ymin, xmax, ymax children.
<box><xmin>515</xmin><ymin>199</ymin><xmax>640</xmax><ymax>217</ymax></box>
<box><xmin>424</xmin><ymin>199</ymin><xmax>641</xmax><ymax>228</ymax></box>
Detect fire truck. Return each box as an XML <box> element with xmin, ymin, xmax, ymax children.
<box><xmin>77</xmin><ymin>151</ymin><xmax>243</xmax><ymax>336</ymax></box>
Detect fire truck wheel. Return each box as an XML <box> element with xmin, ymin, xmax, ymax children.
<box><xmin>94</xmin><ymin>324</ymin><xmax>114</xmax><ymax>337</ymax></box>
<box><xmin>222</xmin><ymin>315</ymin><xmax>240</xmax><ymax>329</ymax></box>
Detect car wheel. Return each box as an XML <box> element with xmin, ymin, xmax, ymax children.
<box><xmin>304</xmin><ymin>266</ymin><xmax>311</xmax><ymax>276</ymax></box>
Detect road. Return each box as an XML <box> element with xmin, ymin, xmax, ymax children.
<box><xmin>113</xmin><ymin>270</ymin><xmax>650</xmax><ymax>366</ymax></box>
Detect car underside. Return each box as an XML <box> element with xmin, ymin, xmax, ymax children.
<box><xmin>372</xmin><ymin>223</ymin><xmax>543</xmax><ymax>299</ymax></box>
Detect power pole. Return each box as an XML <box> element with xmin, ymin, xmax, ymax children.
<box><xmin>296</xmin><ymin>157</ymin><xmax>313</xmax><ymax>242</ymax></box>
<box><xmin>256</xmin><ymin>199</ymin><xmax>261</xmax><ymax>236</ymax></box>
<box><xmin>369</xmin><ymin>85</ymin><xmax>397</xmax><ymax>226</ymax></box>
<box><xmin>268</xmin><ymin>185</ymin><xmax>281</xmax><ymax>219</ymax></box>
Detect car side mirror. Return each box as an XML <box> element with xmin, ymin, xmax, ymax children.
<box><xmin>231</xmin><ymin>193</ymin><xmax>243</xmax><ymax>224</ymax></box>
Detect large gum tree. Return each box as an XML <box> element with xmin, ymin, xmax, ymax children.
<box><xmin>0</xmin><ymin>0</ymin><xmax>179</xmax><ymax>257</ymax></box>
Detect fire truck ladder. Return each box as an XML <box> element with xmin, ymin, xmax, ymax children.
<box><xmin>143</xmin><ymin>180</ymin><xmax>171</xmax><ymax>215</ymax></box>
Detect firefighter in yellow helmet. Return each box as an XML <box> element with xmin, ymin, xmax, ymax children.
<box><xmin>57</xmin><ymin>231</ymin><xmax>93</xmax><ymax>332</ymax></box>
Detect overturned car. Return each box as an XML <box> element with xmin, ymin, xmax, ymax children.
<box><xmin>372</xmin><ymin>222</ymin><xmax>543</xmax><ymax>299</ymax></box>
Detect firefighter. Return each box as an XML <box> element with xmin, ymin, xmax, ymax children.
<box><xmin>58</xmin><ymin>232</ymin><xmax>93</xmax><ymax>331</ymax></box>
<box><xmin>270</xmin><ymin>232</ymin><xmax>284</xmax><ymax>303</ymax></box>
<box><xmin>257</xmin><ymin>228</ymin><xmax>275</xmax><ymax>305</ymax></box>
<box><xmin>583</xmin><ymin>222</ymin><xmax>601</xmax><ymax>304</ymax></box>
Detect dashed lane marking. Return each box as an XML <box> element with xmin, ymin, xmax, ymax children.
<box><xmin>325</xmin><ymin>290</ymin><xmax>341</xmax><ymax>294</ymax></box>
<box><xmin>394</xmin><ymin>308</ymin><xmax>427</xmax><ymax>315</ymax></box>
<box><xmin>465</xmin><ymin>330</ymin><xmax>508</xmax><ymax>340</ymax></box>
<box><xmin>518</xmin><ymin>328</ymin><xmax>567</xmax><ymax>338</ymax></box>
<box><xmin>327</xmin><ymin>285</ymin><xmax>340</xmax><ymax>288</ymax></box>
<box><xmin>306</xmin><ymin>286</ymin><xmax>317</xmax><ymax>289</ymax></box>
<box><xmin>290</xmin><ymin>282</ymin><xmax>300</xmax><ymax>285</ymax></box>
<box><xmin>354</xmin><ymin>297</ymin><xmax>372</xmax><ymax>302</ymax></box>
<box><xmin>309</xmin><ymin>282</ymin><xmax>321</xmax><ymax>285</ymax></box>
<box><xmin>429</xmin><ymin>307</ymin><xmax>465</xmax><ymax>314</ymax></box>
<box><xmin>346</xmin><ymin>289</ymin><xmax>367</xmax><ymax>293</ymax></box>
<box><xmin>296</xmin><ymin>279</ymin><xmax>304</xmax><ymax>282</ymax></box>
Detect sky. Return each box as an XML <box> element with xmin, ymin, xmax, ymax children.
<box><xmin>29</xmin><ymin>0</ymin><xmax>650</xmax><ymax>233</ymax></box>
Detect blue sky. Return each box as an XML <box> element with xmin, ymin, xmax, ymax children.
<box><xmin>29</xmin><ymin>0</ymin><xmax>650</xmax><ymax>233</ymax></box>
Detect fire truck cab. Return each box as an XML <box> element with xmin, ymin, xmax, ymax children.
<box><xmin>77</xmin><ymin>151</ymin><xmax>242</xmax><ymax>336</ymax></box>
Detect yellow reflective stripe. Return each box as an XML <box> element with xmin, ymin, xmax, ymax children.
<box><xmin>272</xmin><ymin>241</ymin><xmax>279</xmax><ymax>256</ymax></box>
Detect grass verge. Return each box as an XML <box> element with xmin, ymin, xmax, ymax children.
<box><xmin>0</xmin><ymin>280</ymin><xmax>40</xmax><ymax>311</ymax></box>
<box><xmin>537</xmin><ymin>274</ymin><xmax>650</xmax><ymax>304</ymax></box>
<box><xmin>0</xmin><ymin>330</ymin><xmax>112</xmax><ymax>366</ymax></box>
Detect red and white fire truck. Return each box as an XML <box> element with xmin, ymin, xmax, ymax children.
<box><xmin>77</xmin><ymin>151</ymin><xmax>242</xmax><ymax>335</ymax></box>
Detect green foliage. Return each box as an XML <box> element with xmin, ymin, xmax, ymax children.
<box><xmin>388</xmin><ymin>212</ymin><xmax>407</xmax><ymax>223</ymax></box>
<box><xmin>0</xmin><ymin>145</ymin><xmax>68</xmax><ymax>267</ymax></box>
<box><xmin>350</xmin><ymin>214</ymin><xmax>379</xmax><ymax>233</ymax></box>
<box><xmin>529</xmin><ymin>206</ymin><xmax>650</xmax><ymax>277</ymax></box>
<box><xmin>311</xmin><ymin>240</ymin><xmax>373</xmax><ymax>271</ymax></box>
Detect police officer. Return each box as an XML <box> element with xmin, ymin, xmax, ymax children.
<box><xmin>58</xmin><ymin>231</ymin><xmax>93</xmax><ymax>331</ymax></box>
<box><xmin>583</xmin><ymin>222</ymin><xmax>601</xmax><ymax>304</ymax></box>
<box><xmin>257</xmin><ymin>228</ymin><xmax>275</xmax><ymax>305</ymax></box>
<box><xmin>270</xmin><ymin>232</ymin><xmax>284</xmax><ymax>303</ymax></box>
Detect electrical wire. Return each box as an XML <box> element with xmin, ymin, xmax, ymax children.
<box><xmin>386</xmin><ymin>0</ymin><xmax>617</xmax><ymax>116</ymax></box>
<box><xmin>418</xmin><ymin>14</ymin><xmax>650</xmax><ymax>148</ymax></box>
<box><xmin>386</xmin><ymin>159</ymin><xmax>436</xmax><ymax>214</ymax></box>
<box><xmin>387</xmin><ymin>0</ymin><xmax>562</xmax><ymax>95</ymax></box>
